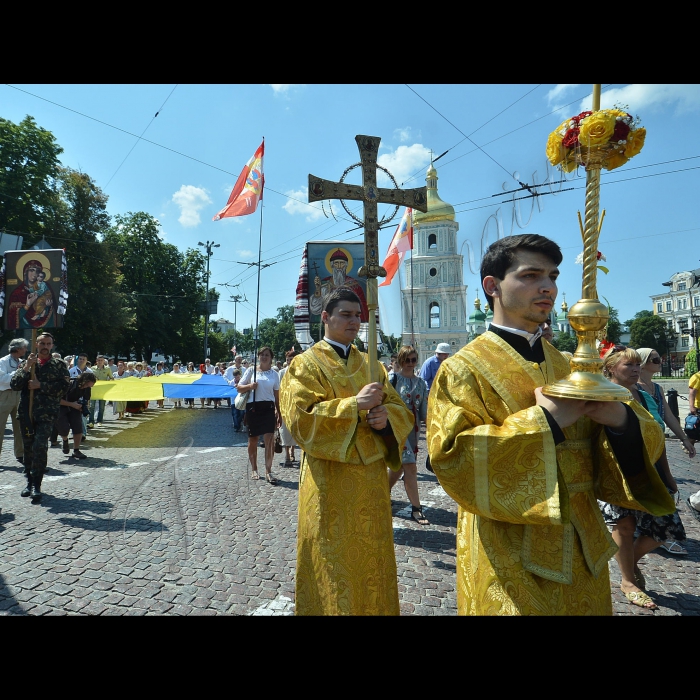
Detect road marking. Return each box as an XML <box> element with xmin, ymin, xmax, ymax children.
<box><xmin>128</xmin><ymin>462</ymin><xmax>150</xmax><ymax>467</ymax></box>
<box><xmin>45</xmin><ymin>471</ymin><xmax>89</xmax><ymax>482</ymax></box>
<box><xmin>197</xmin><ymin>447</ymin><xmax>227</xmax><ymax>453</ymax></box>
<box><xmin>249</xmin><ymin>594</ymin><xmax>294</xmax><ymax>616</ymax></box>
<box><xmin>151</xmin><ymin>456</ymin><xmax>173</xmax><ymax>462</ymax></box>
<box><xmin>0</xmin><ymin>484</ymin><xmax>13</xmax><ymax>490</ymax></box>
<box><xmin>428</xmin><ymin>486</ymin><xmax>445</xmax><ymax>497</ymax></box>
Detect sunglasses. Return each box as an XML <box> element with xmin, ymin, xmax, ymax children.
<box><xmin>404</xmin><ymin>357</ymin><xmax>418</xmax><ymax>364</ymax></box>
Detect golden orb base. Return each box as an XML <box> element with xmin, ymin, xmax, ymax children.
<box><xmin>541</xmin><ymin>371</ymin><xmax>632</xmax><ymax>402</ymax></box>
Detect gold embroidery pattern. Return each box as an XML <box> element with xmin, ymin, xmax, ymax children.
<box><xmin>428</xmin><ymin>335</ymin><xmax>667</xmax><ymax>615</ymax></box>
<box><xmin>281</xmin><ymin>343</ymin><xmax>414</xmax><ymax>616</ymax></box>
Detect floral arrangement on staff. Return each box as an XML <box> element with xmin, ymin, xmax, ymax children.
<box><xmin>547</xmin><ymin>108</ymin><xmax>645</xmax><ymax>172</ymax></box>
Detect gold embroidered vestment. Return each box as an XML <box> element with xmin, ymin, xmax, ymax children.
<box><xmin>427</xmin><ymin>332</ymin><xmax>674</xmax><ymax>616</ymax></box>
<box><xmin>280</xmin><ymin>341</ymin><xmax>413</xmax><ymax>616</ymax></box>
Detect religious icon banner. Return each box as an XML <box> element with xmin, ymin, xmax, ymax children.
<box><xmin>3</xmin><ymin>249</ymin><xmax>68</xmax><ymax>330</ymax></box>
<box><xmin>294</xmin><ymin>241</ymin><xmax>383</xmax><ymax>351</ymax></box>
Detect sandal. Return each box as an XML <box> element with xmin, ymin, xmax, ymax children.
<box><xmin>634</xmin><ymin>564</ymin><xmax>646</xmax><ymax>590</ymax></box>
<box><xmin>410</xmin><ymin>507</ymin><xmax>429</xmax><ymax>525</ymax></box>
<box><xmin>266</xmin><ymin>473</ymin><xmax>278</xmax><ymax>485</ymax></box>
<box><xmin>623</xmin><ymin>589</ymin><xmax>657</xmax><ymax>609</ymax></box>
<box><xmin>660</xmin><ymin>540</ymin><xmax>687</xmax><ymax>556</ymax></box>
<box><xmin>283</xmin><ymin>460</ymin><xmax>294</xmax><ymax>467</ymax></box>
<box><xmin>251</xmin><ymin>470</ymin><xmax>260</xmax><ymax>480</ymax></box>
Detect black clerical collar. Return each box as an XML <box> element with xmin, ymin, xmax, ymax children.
<box><xmin>489</xmin><ymin>324</ymin><xmax>545</xmax><ymax>363</ymax></box>
<box><xmin>323</xmin><ymin>337</ymin><xmax>353</xmax><ymax>360</ymax></box>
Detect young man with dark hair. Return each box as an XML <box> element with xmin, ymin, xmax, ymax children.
<box><xmin>11</xmin><ymin>332</ymin><xmax>70</xmax><ymax>502</ymax></box>
<box><xmin>427</xmin><ymin>233</ymin><xmax>673</xmax><ymax>616</ymax></box>
<box><xmin>280</xmin><ymin>288</ymin><xmax>413</xmax><ymax>615</ymax></box>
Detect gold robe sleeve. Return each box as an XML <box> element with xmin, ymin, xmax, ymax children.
<box><xmin>280</xmin><ymin>347</ymin><xmax>413</xmax><ymax>470</ymax></box>
<box><xmin>427</xmin><ymin>355</ymin><xmax>564</xmax><ymax>526</ymax></box>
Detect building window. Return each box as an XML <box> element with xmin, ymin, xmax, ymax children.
<box><xmin>429</xmin><ymin>267</ymin><xmax>437</xmax><ymax>277</ymax></box>
<box><xmin>679</xmin><ymin>319</ymin><xmax>689</xmax><ymax>330</ymax></box>
<box><xmin>681</xmin><ymin>336</ymin><xmax>689</xmax><ymax>347</ymax></box>
<box><xmin>695</xmin><ymin>297</ymin><xmax>700</xmax><ymax>307</ymax></box>
<box><xmin>678</xmin><ymin>282</ymin><xmax>686</xmax><ymax>291</ymax></box>
<box><xmin>680</xmin><ymin>298</ymin><xmax>688</xmax><ymax>310</ymax></box>
<box><xmin>657</xmin><ymin>302</ymin><xmax>662</xmax><ymax>313</ymax></box>
<box><xmin>428</xmin><ymin>234</ymin><xmax>437</xmax><ymax>249</ymax></box>
<box><xmin>429</xmin><ymin>302</ymin><xmax>440</xmax><ymax>328</ymax></box>
<box><xmin>666</xmin><ymin>301</ymin><xmax>673</xmax><ymax>311</ymax></box>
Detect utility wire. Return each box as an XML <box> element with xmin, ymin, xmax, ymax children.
<box><xmin>104</xmin><ymin>84</ymin><xmax>178</xmax><ymax>190</ymax></box>
<box><xmin>405</xmin><ymin>84</ymin><xmax>516</xmax><ymax>179</ymax></box>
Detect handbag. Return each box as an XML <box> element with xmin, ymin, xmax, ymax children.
<box><xmin>234</xmin><ymin>390</ymin><xmax>249</xmax><ymax>411</ymax></box>
<box><xmin>684</xmin><ymin>413</ymin><xmax>700</xmax><ymax>440</ymax></box>
<box><xmin>274</xmin><ymin>429</ymin><xmax>283</xmax><ymax>454</ymax></box>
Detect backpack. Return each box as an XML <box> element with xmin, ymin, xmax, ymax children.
<box><xmin>684</xmin><ymin>414</ymin><xmax>700</xmax><ymax>441</ymax></box>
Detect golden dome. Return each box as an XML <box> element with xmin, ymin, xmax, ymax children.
<box><xmin>414</xmin><ymin>162</ymin><xmax>455</xmax><ymax>223</ymax></box>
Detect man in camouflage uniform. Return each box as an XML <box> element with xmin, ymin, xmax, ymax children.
<box><xmin>11</xmin><ymin>332</ymin><xmax>70</xmax><ymax>502</ymax></box>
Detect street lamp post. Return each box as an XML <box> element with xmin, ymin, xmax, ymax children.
<box><xmin>229</xmin><ymin>293</ymin><xmax>247</xmax><ymax>356</ymax></box>
<box><xmin>198</xmin><ymin>240</ymin><xmax>220</xmax><ymax>360</ymax></box>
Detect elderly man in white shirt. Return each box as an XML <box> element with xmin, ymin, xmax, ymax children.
<box><xmin>0</xmin><ymin>338</ymin><xmax>29</xmax><ymax>466</ymax></box>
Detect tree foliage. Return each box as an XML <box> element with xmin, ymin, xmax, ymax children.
<box><xmin>605</xmin><ymin>306</ymin><xmax>622</xmax><ymax>344</ymax></box>
<box><xmin>628</xmin><ymin>310</ymin><xmax>675</xmax><ymax>354</ymax></box>
<box><xmin>551</xmin><ymin>333</ymin><xmax>578</xmax><ymax>353</ymax></box>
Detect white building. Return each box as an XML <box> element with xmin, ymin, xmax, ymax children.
<box><xmin>401</xmin><ymin>163</ymin><xmax>469</xmax><ymax>364</ymax></box>
<box><xmin>650</xmin><ymin>267</ymin><xmax>700</xmax><ymax>362</ymax></box>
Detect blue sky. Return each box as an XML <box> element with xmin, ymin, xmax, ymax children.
<box><xmin>2</xmin><ymin>83</ymin><xmax>700</xmax><ymax>336</ymax></box>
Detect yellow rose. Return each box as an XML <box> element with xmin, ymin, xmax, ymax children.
<box><xmin>608</xmin><ymin>108</ymin><xmax>629</xmax><ymax>120</ymax></box>
<box><xmin>579</xmin><ymin>111</ymin><xmax>616</xmax><ymax>147</ymax></box>
<box><xmin>604</xmin><ymin>150</ymin><xmax>628</xmax><ymax>171</ymax></box>
<box><xmin>560</xmin><ymin>157</ymin><xmax>578</xmax><ymax>173</ymax></box>
<box><xmin>624</xmin><ymin>127</ymin><xmax>646</xmax><ymax>159</ymax></box>
<box><xmin>546</xmin><ymin>131</ymin><xmax>565</xmax><ymax>166</ymax></box>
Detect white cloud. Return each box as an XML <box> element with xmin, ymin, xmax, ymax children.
<box><xmin>546</xmin><ymin>84</ymin><xmax>581</xmax><ymax>105</ymax></box>
<box><xmin>578</xmin><ymin>84</ymin><xmax>700</xmax><ymax>115</ymax></box>
<box><xmin>270</xmin><ymin>84</ymin><xmax>304</xmax><ymax>95</ymax></box>
<box><xmin>377</xmin><ymin>143</ymin><xmax>431</xmax><ymax>186</ymax></box>
<box><xmin>393</xmin><ymin>126</ymin><xmax>419</xmax><ymax>143</ymax></box>
<box><xmin>172</xmin><ymin>185</ymin><xmax>212</xmax><ymax>227</ymax></box>
<box><xmin>237</xmin><ymin>250</ymin><xmax>254</xmax><ymax>259</ymax></box>
<box><xmin>282</xmin><ymin>187</ymin><xmax>325</xmax><ymax>222</ymax></box>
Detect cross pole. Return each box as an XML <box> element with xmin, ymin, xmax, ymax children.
<box><xmin>308</xmin><ymin>135</ymin><xmax>428</xmax><ymax>382</ymax></box>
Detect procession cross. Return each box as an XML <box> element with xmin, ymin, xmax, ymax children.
<box><xmin>308</xmin><ymin>134</ymin><xmax>428</xmax><ymax>382</ymax></box>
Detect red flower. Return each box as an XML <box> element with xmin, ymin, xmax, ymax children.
<box><xmin>562</xmin><ymin>127</ymin><xmax>580</xmax><ymax>148</ymax></box>
<box><xmin>577</xmin><ymin>111</ymin><xmax>593</xmax><ymax>121</ymax></box>
<box><xmin>612</xmin><ymin>121</ymin><xmax>630</xmax><ymax>141</ymax></box>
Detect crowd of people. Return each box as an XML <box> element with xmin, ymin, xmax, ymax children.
<box><xmin>2</xmin><ymin>233</ymin><xmax>700</xmax><ymax>616</ymax></box>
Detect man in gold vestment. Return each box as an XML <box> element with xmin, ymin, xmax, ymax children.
<box><xmin>427</xmin><ymin>234</ymin><xmax>674</xmax><ymax>615</ymax></box>
<box><xmin>281</xmin><ymin>289</ymin><xmax>413</xmax><ymax>615</ymax></box>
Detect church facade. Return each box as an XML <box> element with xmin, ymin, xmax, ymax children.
<box><xmin>401</xmin><ymin>163</ymin><xmax>469</xmax><ymax>364</ymax></box>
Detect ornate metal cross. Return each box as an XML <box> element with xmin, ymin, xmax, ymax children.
<box><xmin>308</xmin><ymin>135</ymin><xmax>428</xmax><ymax>381</ymax></box>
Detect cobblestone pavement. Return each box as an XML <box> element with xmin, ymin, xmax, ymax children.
<box><xmin>0</xmin><ymin>402</ymin><xmax>697</xmax><ymax>615</ymax></box>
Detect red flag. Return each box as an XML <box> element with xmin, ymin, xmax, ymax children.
<box><xmin>379</xmin><ymin>208</ymin><xmax>413</xmax><ymax>287</ymax></box>
<box><xmin>213</xmin><ymin>141</ymin><xmax>264</xmax><ymax>220</ymax></box>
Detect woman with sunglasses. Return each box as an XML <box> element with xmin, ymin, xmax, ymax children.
<box><xmin>388</xmin><ymin>345</ymin><xmax>430</xmax><ymax>525</ymax></box>
<box><xmin>599</xmin><ymin>346</ymin><xmax>686</xmax><ymax>609</ymax></box>
<box><xmin>637</xmin><ymin>347</ymin><xmax>694</xmax><ymax>555</ymax></box>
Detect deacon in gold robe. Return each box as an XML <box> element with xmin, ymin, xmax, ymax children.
<box><xmin>281</xmin><ymin>289</ymin><xmax>413</xmax><ymax>615</ymax></box>
<box><xmin>427</xmin><ymin>234</ymin><xmax>674</xmax><ymax>615</ymax></box>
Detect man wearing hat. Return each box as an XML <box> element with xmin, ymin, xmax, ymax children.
<box><xmin>419</xmin><ymin>342</ymin><xmax>451</xmax><ymax>391</ymax></box>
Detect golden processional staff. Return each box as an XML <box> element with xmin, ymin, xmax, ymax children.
<box><xmin>542</xmin><ymin>84</ymin><xmax>646</xmax><ymax>401</ymax></box>
<box><xmin>308</xmin><ymin>135</ymin><xmax>428</xmax><ymax>381</ymax></box>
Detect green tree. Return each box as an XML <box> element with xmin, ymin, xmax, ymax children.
<box><xmin>551</xmin><ymin>333</ymin><xmax>578</xmax><ymax>353</ymax></box>
<box><xmin>605</xmin><ymin>306</ymin><xmax>622</xmax><ymax>344</ymax></box>
<box><xmin>257</xmin><ymin>305</ymin><xmax>297</xmax><ymax>359</ymax></box>
<box><xmin>628</xmin><ymin>310</ymin><xmax>673</xmax><ymax>354</ymax></box>
<box><xmin>686</xmin><ymin>348</ymin><xmax>697</xmax><ymax>376</ymax></box>
<box><xmin>103</xmin><ymin>212</ymin><xmax>207</xmax><ymax>362</ymax></box>
<box><xmin>0</xmin><ymin>116</ymin><xmax>63</xmax><ymax>238</ymax></box>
